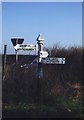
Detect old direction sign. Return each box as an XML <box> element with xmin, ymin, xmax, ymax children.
<box><xmin>41</xmin><ymin>57</ymin><xmax>65</xmax><ymax>64</ymax></box>
<box><xmin>11</xmin><ymin>34</ymin><xmax>66</xmax><ymax>65</ymax></box>
<box><xmin>39</xmin><ymin>51</ymin><xmax>48</xmax><ymax>58</ymax></box>
<box><xmin>14</xmin><ymin>44</ymin><xmax>36</xmax><ymax>51</ymax></box>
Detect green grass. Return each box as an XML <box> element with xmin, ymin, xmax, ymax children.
<box><xmin>3</xmin><ymin>95</ymin><xmax>83</xmax><ymax>118</ymax></box>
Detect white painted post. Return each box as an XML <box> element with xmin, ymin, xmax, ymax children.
<box><xmin>36</xmin><ymin>34</ymin><xmax>44</xmax><ymax>63</ymax></box>
<box><xmin>15</xmin><ymin>39</ymin><xmax>18</xmax><ymax>63</ymax></box>
<box><xmin>15</xmin><ymin>50</ymin><xmax>18</xmax><ymax>63</ymax></box>
<box><xmin>36</xmin><ymin>34</ymin><xmax>44</xmax><ymax>103</ymax></box>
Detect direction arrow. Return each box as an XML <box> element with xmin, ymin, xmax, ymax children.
<box><xmin>41</xmin><ymin>57</ymin><xmax>65</xmax><ymax>64</ymax></box>
<box><xmin>14</xmin><ymin>44</ymin><xmax>36</xmax><ymax>51</ymax></box>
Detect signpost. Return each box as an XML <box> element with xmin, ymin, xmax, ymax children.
<box><xmin>11</xmin><ymin>38</ymin><xmax>24</xmax><ymax>63</ymax></box>
<box><xmin>39</xmin><ymin>51</ymin><xmax>48</xmax><ymax>58</ymax></box>
<box><xmin>41</xmin><ymin>57</ymin><xmax>65</xmax><ymax>64</ymax></box>
<box><xmin>36</xmin><ymin>34</ymin><xmax>44</xmax><ymax>103</ymax></box>
<box><xmin>11</xmin><ymin>38</ymin><xmax>24</xmax><ymax>46</ymax></box>
<box><xmin>14</xmin><ymin>44</ymin><xmax>36</xmax><ymax>51</ymax></box>
<box><xmin>11</xmin><ymin>35</ymin><xmax>65</xmax><ymax>65</ymax></box>
<box><xmin>11</xmin><ymin>34</ymin><xmax>65</xmax><ymax>104</ymax></box>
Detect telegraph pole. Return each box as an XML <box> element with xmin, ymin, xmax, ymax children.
<box><xmin>36</xmin><ymin>34</ymin><xmax>44</xmax><ymax>103</ymax></box>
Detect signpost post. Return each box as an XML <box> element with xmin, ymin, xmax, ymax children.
<box><xmin>41</xmin><ymin>57</ymin><xmax>65</xmax><ymax>64</ymax></box>
<box><xmin>36</xmin><ymin>34</ymin><xmax>44</xmax><ymax>103</ymax></box>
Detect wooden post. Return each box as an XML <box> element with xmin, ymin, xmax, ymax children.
<box><xmin>2</xmin><ymin>45</ymin><xmax>7</xmax><ymax>79</ymax></box>
<box><xmin>4</xmin><ymin>45</ymin><xmax>7</xmax><ymax>66</ymax></box>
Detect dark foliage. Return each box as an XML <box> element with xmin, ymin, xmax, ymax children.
<box><xmin>2</xmin><ymin>46</ymin><xmax>83</xmax><ymax>118</ymax></box>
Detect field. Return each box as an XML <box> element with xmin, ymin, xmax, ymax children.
<box><xmin>2</xmin><ymin>46</ymin><xmax>84</xmax><ymax>118</ymax></box>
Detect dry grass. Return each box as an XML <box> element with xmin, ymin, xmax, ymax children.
<box><xmin>2</xmin><ymin>46</ymin><xmax>83</xmax><ymax>118</ymax></box>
